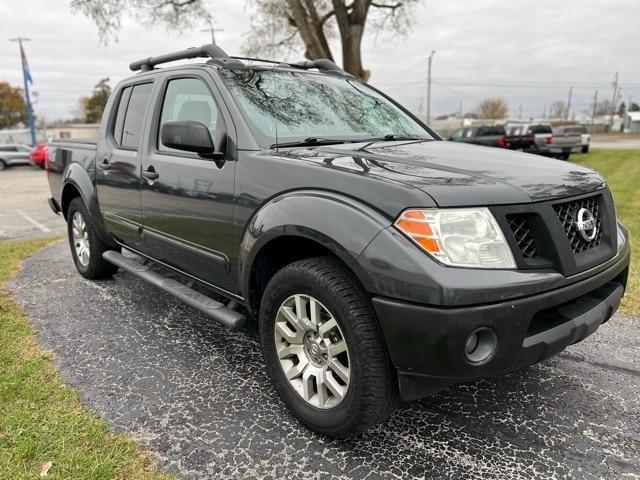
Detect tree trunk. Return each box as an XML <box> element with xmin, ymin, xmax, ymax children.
<box><xmin>332</xmin><ymin>0</ymin><xmax>371</xmax><ymax>81</ymax></box>
<box><xmin>287</xmin><ymin>0</ymin><xmax>334</xmax><ymax>61</ymax></box>
<box><xmin>341</xmin><ymin>23</ymin><xmax>369</xmax><ymax>81</ymax></box>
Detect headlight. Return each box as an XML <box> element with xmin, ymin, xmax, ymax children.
<box><xmin>394</xmin><ymin>208</ymin><xmax>516</xmax><ymax>269</ymax></box>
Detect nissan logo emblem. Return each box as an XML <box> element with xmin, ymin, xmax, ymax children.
<box><xmin>576</xmin><ymin>207</ymin><xmax>597</xmax><ymax>241</ymax></box>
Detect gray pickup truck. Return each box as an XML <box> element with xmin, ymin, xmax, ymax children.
<box><xmin>46</xmin><ymin>44</ymin><xmax>630</xmax><ymax>438</ymax></box>
<box><xmin>505</xmin><ymin>123</ymin><xmax>582</xmax><ymax>159</ymax></box>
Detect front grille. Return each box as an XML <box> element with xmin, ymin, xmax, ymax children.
<box><xmin>506</xmin><ymin>215</ymin><xmax>537</xmax><ymax>258</ymax></box>
<box><xmin>553</xmin><ymin>195</ymin><xmax>604</xmax><ymax>254</ymax></box>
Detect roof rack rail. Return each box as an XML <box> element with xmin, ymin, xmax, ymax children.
<box><xmin>231</xmin><ymin>56</ymin><xmax>353</xmax><ymax>77</ymax></box>
<box><xmin>129</xmin><ymin>44</ymin><xmax>354</xmax><ymax>78</ymax></box>
<box><xmin>292</xmin><ymin>59</ymin><xmax>353</xmax><ymax>77</ymax></box>
<box><xmin>129</xmin><ymin>43</ymin><xmax>244</xmax><ymax>72</ymax></box>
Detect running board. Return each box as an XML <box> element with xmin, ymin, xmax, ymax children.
<box><xmin>102</xmin><ymin>250</ymin><xmax>246</xmax><ymax>329</ymax></box>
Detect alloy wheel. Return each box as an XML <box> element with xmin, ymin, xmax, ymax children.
<box><xmin>274</xmin><ymin>294</ymin><xmax>351</xmax><ymax>409</ymax></box>
<box><xmin>71</xmin><ymin>211</ymin><xmax>90</xmax><ymax>267</ymax></box>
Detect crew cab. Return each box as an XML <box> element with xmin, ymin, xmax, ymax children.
<box><xmin>448</xmin><ymin>125</ymin><xmax>507</xmax><ymax>148</ymax></box>
<box><xmin>46</xmin><ymin>44</ymin><xmax>630</xmax><ymax>438</ymax></box>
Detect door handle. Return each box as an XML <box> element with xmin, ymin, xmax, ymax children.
<box><xmin>142</xmin><ymin>167</ymin><xmax>159</xmax><ymax>180</ymax></box>
<box><xmin>99</xmin><ymin>159</ymin><xmax>111</xmax><ymax>170</ymax></box>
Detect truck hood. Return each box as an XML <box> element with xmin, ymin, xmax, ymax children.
<box><xmin>310</xmin><ymin>140</ymin><xmax>606</xmax><ymax>206</ymax></box>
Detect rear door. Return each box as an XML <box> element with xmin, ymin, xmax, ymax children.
<box><xmin>140</xmin><ymin>72</ymin><xmax>237</xmax><ymax>290</ymax></box>
<box><xmin>96</xmin><ymin>81</ymin><xmax>154</xmax><ymax>248</ymax></box>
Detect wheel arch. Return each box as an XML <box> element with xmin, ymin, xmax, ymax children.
<box><xmin>60</xmin><ymin>164</ymin><xmax>115</xmax><ymax>247</ymax></box>
<box><xmin>239</xmin><ymin>190</ymin><xmax>391</xmax><ymax>316</ymax></box>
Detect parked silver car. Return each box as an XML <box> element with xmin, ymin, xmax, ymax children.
<box><xmin>0</xmin><ymin>144</ymin><xmax>33</xmax><ymax>170</ymax></box>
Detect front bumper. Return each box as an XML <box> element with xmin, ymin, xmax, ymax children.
<box><xmin>372</xmin><ymin>244</ymin><xmax>630</xmax><ymax>401</ymax></box>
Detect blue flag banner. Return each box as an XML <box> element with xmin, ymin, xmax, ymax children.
<box><xmin>20</xmin><ymin>43</ymin><xmax>33</xmax><ymax>84</ymax></box>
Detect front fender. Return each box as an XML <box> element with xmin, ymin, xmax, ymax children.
<box><xmin>239</xmin><ymin>190</ymin><xmax>392</xmax><ymax>300</ymax></box>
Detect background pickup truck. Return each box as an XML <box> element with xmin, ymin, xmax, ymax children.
<box><xmin>448</xmin><ymin>125</ymin><xmax>507</xmax><ymax>148</ymax></box>
<box><xmin>555</xmin><ymin>125</ymin><xmax>591</xmax><ymax>153</ymax></box>
<box><xmin>46</xmin><ymin>44</ymin><xmax>630</xmax><ymax>439</ymax></box>
<box><xmin>504</xmin><ymin>123</ymin><xmax>582</xmax><ymax>159</ymax></box>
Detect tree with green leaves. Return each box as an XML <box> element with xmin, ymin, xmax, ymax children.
<box><xmin>79</xmin><ymin>78</ymin><xmax>112</xmax><ymax>124</ymax></box>
<box><xmin>0</xmin><ymin>82</ymin><xmax>27</xmax><ymax>129</ymax></box>
<box><xmin>71</xmin><ymin>0</ymin><xmax>424</xmax><ymax>81</ymax></box>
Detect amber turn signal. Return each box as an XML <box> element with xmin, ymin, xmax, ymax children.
<box><xmin>394</xmin><ymin>210</ymin><xmax>441</xmax><ymax>254</ymax></box>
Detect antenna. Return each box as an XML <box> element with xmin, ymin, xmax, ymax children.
<box><xmin>274</xmin><ymin>73</ymin><xmax>279</xmax><ymax>151</ymax></box>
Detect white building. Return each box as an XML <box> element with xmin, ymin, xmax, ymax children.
<box><xmin>623</xmin><ymin>111</ymin><xmax>640</xmax><ymax>133</ymax></box>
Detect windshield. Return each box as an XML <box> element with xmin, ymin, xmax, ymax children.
<box><xmin>219</xmin><ymin>68</ymin><xmax>432</xmax><ymax>147</ymax></box>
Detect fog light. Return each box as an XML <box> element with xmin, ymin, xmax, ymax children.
<box><xmin>464</xmin><ymin>327</ymin><xmax>497</xmax><ymax>365</ymax></box>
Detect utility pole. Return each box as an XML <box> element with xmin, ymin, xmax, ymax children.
<box><xmin>9</xmin><ymin>37</ymin><xmax>36</xmax><ymax>146</ymax></box>
<box><xmin>426</xmin><ymin>50</ymin><xmax>435</xmax><ymax>124</ymax></box>
<box><xmin>518</xmin><ymin>104</ymin><xmax>523</xmax><ymax>119</ymax></box>
<box><xmin>591</xmin><ymin>89</ymin><xmax>598</xmax><ymax>124</ymax></box>
<box><xmin>566</xmin><ymin>86</ymin><xmax>573</xmax><ymax>120</ymax></box>
<box><xmin>610</xmin><ymin>72</ymin><xmax>619</xmax><ymax>130</ymax></box>
<box><xmin>201</xmin><ymin>20</ymin><xmax>224</xmax><ymax>44</ymax></box>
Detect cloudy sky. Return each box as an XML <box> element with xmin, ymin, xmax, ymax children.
<box><xmin>1</xmin><ymin>0</ymin><xmax>639</xmax><ymax>121</ymax></box>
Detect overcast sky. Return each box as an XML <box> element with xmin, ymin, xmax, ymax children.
<box><xmin>1</xmin><ymin>0</ymin><xmax>639</xmax><ymax>121</ymax></box>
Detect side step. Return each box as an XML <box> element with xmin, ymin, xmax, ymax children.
<box><xmin>102</xmin><ymin>250</ymin><xmax>246</xmax><ymax>329</ymax></box>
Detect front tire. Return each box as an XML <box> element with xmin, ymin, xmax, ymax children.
<box><xmin>67</xmin><ymin>197</ymin><xmax>118</xmax><ymax>279</ymax></box>
<box><xmin>260</xmin><ymin>256</ymin><xmax>398</xmax><ymax>438</ymax></box>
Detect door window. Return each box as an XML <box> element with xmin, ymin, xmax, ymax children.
<box><xmin>121</xmin><ymin>83</ymin><xmax>153</xmax><ymax>149</ymax></box>
<box><xmin>158</xmin><ymin>78</ymin><xmax>219</xmax><ymax>152</ymax></box>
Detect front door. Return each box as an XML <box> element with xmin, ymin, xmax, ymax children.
<box><xmin>96</xmin><ymin>82</ymin><xmax>153</xmax><ymax>249</ymax></box>
<box><xmin>140</xmin><ymin>74</ymin><xmax>236</xmax><ymax>291</ymax></box>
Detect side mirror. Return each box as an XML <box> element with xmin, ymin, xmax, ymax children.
<box><xmin>160</xmin><ymin>121</ymin><xmax>221</xmax><ymax>159</ymax></box>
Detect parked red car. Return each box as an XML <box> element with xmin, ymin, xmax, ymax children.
<box><xmin>30</xmin><ymin>143</ymin><xmax>48</xmax><ymax>168</ymax></box>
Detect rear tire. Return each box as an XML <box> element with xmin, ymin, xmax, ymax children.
<box><xmin>260</xmin><ymin>256</ymin><xmax>399</xmax><ymax>438</ymax></box>
<box><xmin>0</xmin><ymin>160</ymin><xmax>6</xmax><ymax>171</ymax></box>
<box><xmin>67</xmin><ymin>197</ymin><xmax>118</xmax><ymax>279</ymax></box>
<box><xmin>582</xmin><ymin>145</ymin><xmax>589</xmax><ymax>154</ymax></box>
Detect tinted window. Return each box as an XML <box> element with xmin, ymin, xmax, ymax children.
<box><xmin>121</xmin><ymin>83</ymin><xmax>153</xmax><ymax>149</ymax></box>
<box><xmin>112</xmin><ymin>86</ymin><xmax>131</xmax><ymax>145</ymax></box>
<box><xmin>158</xmin><ymin>78</ymin><xmax>219</xmax><ymax>152</ymax></box>
<box><xmin>478</xmin><ymin>126</ymin><xmax>505</xmax><ymax>136</ymax></box>
<box><xmin>0</xmin><ymin>146</ymin><xmax>18</xmax><ymax>152</ymax></box>
<box><xmin>220</xmin><ymin>69</ymin><xmax>430</xmax><ymax>146</ymax></box>
<box><xmin>528</xmin><ymin>125</ymin><xmax>552</xmax><ymax>134</ymax></box>
<box><xmin>563</xmin><ymin>126</ymin><xmax>588</xmax><ymax>134</ymax></box>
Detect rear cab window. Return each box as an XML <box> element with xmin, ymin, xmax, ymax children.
<box><xmin>112</xmin><ymin>83</ymin><xmax>153</xmax><ymax>149</ymax></box>
<box><xmin>528</xmin><ymin>125</ymin><xmax>552</xmax><ymax>134</ymax></box>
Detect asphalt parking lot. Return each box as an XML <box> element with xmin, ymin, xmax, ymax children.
<box><xmin>0</xmin><ymin>165</ymin><xmax>65</xmax><ymax>240</ymax></box>
<box><xmin>9</xmin><ymin>241</ymin><xmax>640</xmax><ymax>480</ymax></box>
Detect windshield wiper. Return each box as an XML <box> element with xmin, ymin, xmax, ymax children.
<box><xmin>381</xmin><ymin>134</ymin><xmax>430</xmax><ymax>141</ymax></box>
<box><xmin>270</xmin><ymin>137</ymin><xmax>351</xmax><ymax>149</ymax></box>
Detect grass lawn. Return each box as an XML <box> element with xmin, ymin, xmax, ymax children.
<box><xmin>0</xmin><ymin>238</ymin><xmax>171</xmax><ymax>480</ymax></box>
<box><xmin>575</xmin><ymin>149</ymin><xmax>639</xmax><ymax>315</ymax></box>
